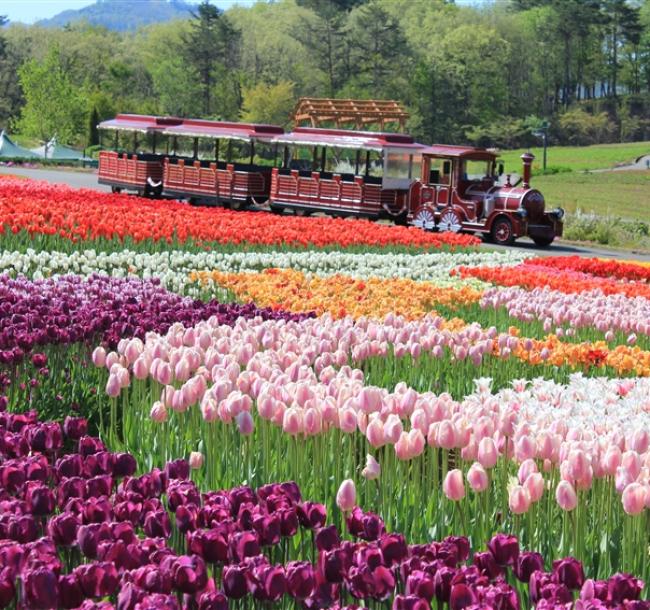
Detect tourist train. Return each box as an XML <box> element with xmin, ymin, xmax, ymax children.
<box><xmin>97</xmin><ymin>113</ymin><xmax>564</xmax><ymax>246</ymax></box>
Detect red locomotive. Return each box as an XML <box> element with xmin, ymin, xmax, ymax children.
<box><xmin>97</xmin><ymin>114</ymin><xmax>564</xmax><ymax>247</ymax></box>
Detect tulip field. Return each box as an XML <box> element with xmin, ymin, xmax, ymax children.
<box><xmin>1</xmin><ymin>177</ymin><xmax>650</xmax><ymax>610</ymax></box>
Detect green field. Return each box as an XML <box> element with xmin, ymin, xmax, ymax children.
<box><xmin>499</xmin><ymin>141</ymin><xmax>650</xmax><ymax>173</ymax></box>
<box><xmin>535</xmin><ymin>170</ymin><xmax>649</xmax><ymax>219</ymax></box>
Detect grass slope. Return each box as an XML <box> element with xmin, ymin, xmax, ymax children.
<box><xmin>534</xmin><ymin>170</ymin><xmax>649</xmax><ymax>220</ymax></box>
<box><xmin>499</xmin><ymin>141</ymin><xmax>650</xmax><ymax>173</ymax></box>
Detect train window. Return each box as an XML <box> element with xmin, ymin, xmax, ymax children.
<box><xmin>462</xmin><ymin>160</ymin><xmax>490</xmax><ymax>181</ymax></box>
<box><xmin>367</xmin><ymin>151</ymin><xmax>383</xmax><ymax>177</ymax></box>
<box><xmin>173</xmin><ymin>136</ymin><xmax>195</xmax><ymax>158</ymax></box>
<box><xmin>254</xmin><ymin>142</ymin><xmax>279</xmax><ymax>167</ymax></box>
<box><xmin>325</xmin><ymin>148</ymin><xmax>356</xmax><ymax>174</ymax></box>
<box><xmin>227</xmin><ymin>140</ymin><xmax>253</xmax><ymax>164</ymax></box>
<box><xmin>287</xmin><ymin>146</ymin><xmax>316</xmax><ymax>171</ymax></box>
<box><xmin>197</xmin><ymin>138</ymin><xmax>216</xmax><ymax>160</ymax></box>
<box><xmin>383</xmin><ymin>150</ymin><xmax>416</xmax><ymax>189</ymax></box>
<box><xmin>427</xmin><ymin>158</ymin><xmax>451</xmax><ymax>185</ymax></box>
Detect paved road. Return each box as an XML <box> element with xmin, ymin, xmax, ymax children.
<box><xmin>0</xmin><ymin>165</ymin><xmax>111</xmax><ymax>191</ymax></box>
<box><xmin>2</xmin><ymin>165</ymin><xmax>649</xmax><ymax>261</ymax></box>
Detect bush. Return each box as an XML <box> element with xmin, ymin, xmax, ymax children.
<box><xmin>563</xmin><ymin>212</ymin><xmax>650</xmax><ymax>250</ymax></box>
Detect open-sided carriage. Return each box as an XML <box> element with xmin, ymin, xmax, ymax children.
<box><xmin>97</xmin><ymin>114</ymin><xmax>180</xmax><ymax>196</ymax></box>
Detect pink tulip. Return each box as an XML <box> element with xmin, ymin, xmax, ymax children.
<box><xmin>105</xmin><ymin>351</ymin><xmax>119</xmax><ymax>369</ymax></box>
<box><xmin>92</xmin><ymin>346</ymin><xmax>106</xmax><ymax>368</ymax></box>
<box><xmin>524</xmin><ymin>473</ymin><xmax>545</xmax><ymax>502</ymax></box>
<box><xmin>362</xmin><ymin>455</ymin><xmax>381</xmax><ymax>481</ymax></box>
<box><xmin>514</xmin><ymin>435</ymin><xmax>535</xmax><ymax>462</ymax></box>
<box><xmin>477</xmin><ymin>437</ymin><xmax>498</xmax><ymax>469</ymax></box>
<box><xmin>622</xmin><ymin>451</ymin><xmax>642</xmax><ymax>481</ymax></box>
<box><xmin>150</xmin><ymin>401</ymin><xmax>168</xmax><ymax>423</ymax></box>
<box><xmin>366</xmin><ymin>418</ymin><xmax>385</xmax><ymax>448</ymax></box>
<box><xmin>395</xmin><ymin>432</ymin><xmax>411</xmax><ymax>460</ymax></box>
<box><xmin>304</xmin><ymin>407</ymin><xmax>322</xmax><ymax>436</ymax></box>
<box><xmin>339</xmin><ymin>407</ymin><xmax>357</xmax><ymax>434</ymax></box>
<box><xmin>106</xmin><ymin>374</ymin><xmax>121</xmax><ymax>398</ymax></box>
<box><xmin>236</xmin><ymin>411</ymin><xmax>255</xmax><ymax>436</ymax></box>
<box><xmin>282</xmin><ymin>407</ymin><xmax>302</xmax><ymax>436</ymax></box>
<box><xmin>508</xmin><ymin>485</ymin><xmax>531</xmax><ymax>514</ymax></box>
<box><xmin>518</xmin><ymin>459</ymin><xmax>538</xmax><ymax>484</ymax></box>
<box><xmin>384</xmin><ymin>415</ymin><xmax>403</xmax><ymax>445</ymax></box>
<box><xmin>437</xmin><ymin>420</ymin><xmax>457</xmax><ymax>450</ymax></box>
<box><xmin>556</xmin><ymin>480</ymin><xmax>577</xmax><ymax>511</ymax></box>
<box><xmin>443</xmin><ymin>469</ymin><xmax>465</xmax><ymax>501</ymax></box>
<box><xmin>201</xmin><ymin>398</ymin><xmax>218</xmax><ymax>423</ymax></box>
<box><xmin>467</xmin><ymin>462</ymin><xmax>489</xmax><ymax>493</ymax></box>
<box><xmin>189</xmin><ymin>452</ymin><xmax>204</xmax><ymax>469</ymax></box>
<box><xmin>622</xmin><ymin>483</ymin><xmax>647</xmax><ymax>515</ymax></box>
<box><xmin>407</xmin><ymin>428</ymin><xmax>425</xmax><ymax>458</ymax></box>
<box><xmin>602</xmin><ymin>446</ymin><xmax>622</xmax><ymax>476</ymax></box>
<box><xmin>336</xmin><ymin>479</ymin><xmax>356</xmax><ymax>512</ymax></box>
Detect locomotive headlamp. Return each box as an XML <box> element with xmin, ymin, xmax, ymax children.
<box><xmin>551</xmin><ymin>207</ymin><xmax>565</xmax><ymax>220</ymax></box>
<box><xmin>515</xmin><ymin>208</ymin><xmax>528</xmax><ymax>219</ymax></box>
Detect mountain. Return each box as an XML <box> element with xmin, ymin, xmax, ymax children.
<box><xmin>36</xmin><ymin>0</ymin><xmax>195</xmax><ymax>31</ymax></box>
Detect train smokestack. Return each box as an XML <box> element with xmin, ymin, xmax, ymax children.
<box><xmin>521</xmin><ymin>151</ymin><xmax>534</xmax><ymax>188</ymax></box>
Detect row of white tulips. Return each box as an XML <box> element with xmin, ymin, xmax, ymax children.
<box><xmin>0</xmin><ymin>248</ymin><xmax>531</xmax><ymax>295</ymax></box>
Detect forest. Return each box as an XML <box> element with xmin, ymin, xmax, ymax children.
<box><xmin>0</xmin><ymin>0</ymin><xmax>649</xmax><ymax>150</ymax></box>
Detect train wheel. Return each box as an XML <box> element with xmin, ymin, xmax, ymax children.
<box><xmin>412</xmin><ymin>207</ymin><xmax>436</xmax><ymax>231</ymax></box>
<box><xmin>491</xmin><ymin>217</ymin><xmax>514</xmax><ymax>246</ymax></box>
<box><xmin>438</xmin><ymin>209</ymin><xmax>462</xmax><ymax>233</ymax></box>
<box><xmin>532</xmin><ymin>235</ymin><xmax>554</xmax><ymax>248</ymax></box>
<box><xmin>111</xmin><ymin>186</ymin><xmax>122</xmax><ymax>194</ymax></box>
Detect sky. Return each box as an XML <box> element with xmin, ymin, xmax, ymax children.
<box><xmin>2</xmin><ymin>0</ymin><xmax>256</xmax><ymax>24</ymax></box>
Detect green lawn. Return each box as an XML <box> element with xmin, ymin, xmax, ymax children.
<box><xmin>499</xmin><ymin>141</ymin><xmax>650</xmax><ymax>173</ymax></box>
<box><xmin>534</xmin><ymin>170</ymin><xmax>650</xmax><ymax>220</ymax></box>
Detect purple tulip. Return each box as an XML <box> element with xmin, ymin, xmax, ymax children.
<box><xmin>286</xmin><ymin>561</ymin><xmax>316</xmax><ymax>600</ymax></box>
<box><xmin>187</xmin><ymin>528</ymin><xmax>229</xmax><ymax>564</ymax></box>
<box><xmin>473</xmin><ymin>551</ymin><xmax>504</xmax><ymax>579</ymax></box>
<box><xmin>487</xmin><ymin>534</ymin><xmax>520</xmax><ymax>567</ymax></box>
<box><xmin>315</xmin><ymin>525</ymin><xmax>341</xmax><ymax>552</ymax></box>
<box><xmin>406</xmin><ymin>570</ymin><xmax>434</xmax><ymax>600</ymax></box>
<box><xmin>164</xmin><ymin>458</ymin><xmax>190</xmax><ymax>481</ymax></box>
<box><xmin>433</xmin><ymin>566</ymin><xmax>456</xmax><ymax>602</ymax></box>
<box><xmin>75</xmin><ymin>561</ymin><xmax>120</xmax><ymax>598</ymax></box>
<box><xmin>393</xmin><ymin>595</ymin><xmax>432</xmax><ymax>610</ymax></box>
<box><xmin>515</xmin><ymin>551</ymin><xmax>544</xmax><ymax>583</ymax></box>
<box><xmin>229</xmin><ymin>530</ymin><xmax>260</xmax><ymax>563</ymax></box>
<box><xmin>48</xmin><ymin>511</ymin><xmax>80</xmax><ymax>546</ymax></box>
<box><xmin>0</xmin><ymin>567</ymin><xmax>15</xmax><ymax>608</ymax></box>
<box><xmin>607</xmin><ymin>573</ymin><xmax>644</xmax><ymax>603</ymax></box>
<box><xmin>553</xmin><ymin>557</ymin><xmax>585</xmax><ymax>590</ymax></box>
<box><xmin>252</xmin><ymin>512</ymin><xmax>281</xmax><ymax>546</ymax></box>
<box><xmin>63</xmin><ymin>416</ymin><xmax>88</xmax><ymax>440</ymax></box>
<box><xmin>143</xmin><ymin>510</ymin><xmax>171</xmax><ymax>538</ymax></box>
<box><xmin>21</xmin><ymin>566</ymin><xmax>59</xmax><ymax>609</ymax></box>
<box><xmin>249</xmin><ymin>564</ymin><xmax>286</xmax><ymax>602</ymax></box>
<box><xmin>222</xmin><ymin>565</ymin><xmax>248</xmax><ymax>599</ymax></box>
<box><xmin>380</xmin><ymin>533</ymin><xmax>408</xmax><ymax>566</ymax></box>
<box><xmin>59</xmin><ymin>573</ymin><xmax>85</xmax><ymax>609</ymax></box>
<box><xmin>113</xmin><ymin>453</ymin><xmax>137</xmax><ymax>477</ymax></box>
<box><xmin>297</xmin><ymin>501</ymin><xmax>327</xmax><ymax>529</ymax></box>
<box><xmin>169</xmin><ymin>555</ymin><xmax>208</xmax><ymax>594</ymax></box>
<box><xmin>197</xmin><ymin>590</ymin><xmax>229</xmax><ymax>610</ymax></box>
<box><xmin>117</xmin><ymin>582</ymin><xmax>147</xmax><ymax>610</ymax></box>
<box><xmin>134</xmin><ymin>593</ymin><xmax>180</xmax><ymax>610</ymax></box>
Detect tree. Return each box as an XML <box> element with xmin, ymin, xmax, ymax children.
<box><xmin>344</xmin><ymin>1</ymin><xmax>410</xmax><ymax>98</ymax></box>
<box><xmin>182</xmin><ymin>1</ymin><xmax>241</xmax><ymax>116</ymax></box>
<box><xmin>294</xmin><ymin>0</ymin><xmax>361</xmax><ymax>95</ymax></box>
<box><xmin>16</xmin><ymin>47</ymin><xmax>86</xmax><ymax>144</ymax></box>
<box><xmin>241</xmin><ymin>81</ymin><xmax>295</xmax><ymax>126</ymax></box>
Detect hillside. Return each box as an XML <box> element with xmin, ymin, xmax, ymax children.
<box><xmin>37</xmin><ymin>0</ymin><xmax>194</xmax><ymax>31</ymax></box>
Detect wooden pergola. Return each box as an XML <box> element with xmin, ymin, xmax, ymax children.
<box><xmin>291</xmin><ymin>98</ymin><xmax>409</xmax><ymax>131</ymax></box>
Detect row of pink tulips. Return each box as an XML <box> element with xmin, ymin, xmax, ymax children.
<box><xmin>95</xmin><ymin>315</ymin><xmax>650</xmax><ymax>580</ymax></box>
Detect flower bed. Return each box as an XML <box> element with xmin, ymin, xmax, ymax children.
<box><xmin>0</xmin><ymin>411</ymin><xmax>647</xmax><ymax>610</ymax></box>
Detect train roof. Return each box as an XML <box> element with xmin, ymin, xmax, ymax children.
<box><xmin>98</xmin><ymin>114</ymin><xmax>183</xmax><ymax>132</ymax></box>
<box><xmin>273</xmin><ymin>127</ymin><xmax>421</xmax><ymax>152</ymax></box>
<box><xmin>162</xmin><ymin>119</ymin><xmax>284</xmax><ymax>142</ymax></box>
<box><xmin>419</xmin><ymin>144</ymin><xmax>497</xmax><ymax>160</ymax></box>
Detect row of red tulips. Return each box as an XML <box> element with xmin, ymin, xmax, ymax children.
<box><xmin>0</xmin><ymin>179</ymin><xmax>478</xmax><ymax>250</ymax></box>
